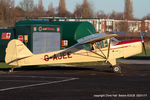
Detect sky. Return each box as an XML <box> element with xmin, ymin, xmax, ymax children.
<box><xmin>15</xmin><ymin>0</ymin><xmax>150</xmax><ymax>19</ymax></box>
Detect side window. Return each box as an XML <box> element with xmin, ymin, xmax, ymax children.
<box><xmin>104</xmin><ymin>40</ymin><xmax>108</xmax><ymax>47</ymax></box>
<box><xmin>95</xmin><ymin>40</ymin><xmax>109</xmax><ymax>49</ymax></box>
<box><xmin>95</xmin><ymin>42</ymin><xmax>101</xmax><ymax>48</ymax></box>
<box><xmin>95</xmin><ymin>41</ymin><xmax>104</xmax><ymax>49</ymax></box>
<box><xmin>100</xmin><ymin>41</ymin><xmax>104</xmax><ymax>48</ymax></box>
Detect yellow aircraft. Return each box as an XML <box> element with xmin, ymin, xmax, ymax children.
<box><xmin>5</xmin><ymin>33</ymin><xmax>145</xmax><ymax>73</ymax></box>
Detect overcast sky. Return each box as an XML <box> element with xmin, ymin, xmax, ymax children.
<box><xmin>15</xmin><ymin>0</ymin><xmax>150</xmax><ymax>19</ymax></box>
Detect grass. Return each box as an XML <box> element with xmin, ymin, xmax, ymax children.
<box><xmin>66</xmin><ymin>61</ymin><xmax>107</xmax><ymax>66</ymax></box>
<box><xmin>127</xmin><ymin>44</ymin><xmax>150</xmax><ymax>60</ymax></box>
<box><xmin>0</xmin><ymin>62</ymin><xmax>12</xmax><ymax>68</ymax></box>
<box><xmin>137</xmin><ymin>48</ymin><xmax>150</xmax><ymax>56</ymax></box>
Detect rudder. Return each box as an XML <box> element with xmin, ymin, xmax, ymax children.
<box><xmin>5</xmin><ymin>39</ymin><xmax>33</xmax><ymax>66</ymax></box>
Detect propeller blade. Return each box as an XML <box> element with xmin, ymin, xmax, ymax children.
<box><xmin>140</xmin><ymin>32</ymin><xmax>147</xmax><ymax>56</ymax></box>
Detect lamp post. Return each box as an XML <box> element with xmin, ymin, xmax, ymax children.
<box><xmin>9</xmin><ymin>7</ymin><xmax>11</xmax><ymax>27</ymax></box>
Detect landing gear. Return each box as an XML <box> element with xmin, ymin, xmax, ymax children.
<box><xmin>9</xmin><ymin>68</ymin><xmax>14</xmax><ymax>72</ymax></box>
<box><xmin>110</xmin><ymin>65</ymin><xmax>122</xmax><ymax>73</ymax></box>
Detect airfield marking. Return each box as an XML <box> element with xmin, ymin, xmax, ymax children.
<box><xmin>0</xmin><ymin>80</ymin><xmax>50</xmax><ymax>83</ymax></box>
<box><xmin>0</xmin><ymin>75</ymin><xmax>72</xmax><ymax>79</ymax></box>
<box><xmin>0</xmin><ymin>75</ymin><xmax>79</xmax><ymax>92</ymax></box>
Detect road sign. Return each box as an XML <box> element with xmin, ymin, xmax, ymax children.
<box><xmin>18</xmin><ymin>35</ymin><xmax>23</xmax><ymax>42</ymax></box>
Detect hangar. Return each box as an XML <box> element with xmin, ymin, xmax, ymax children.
<box><xmin>0</xmin><ymin>20</ymin><xmax>96</xmax><ymax>61</ymax></box>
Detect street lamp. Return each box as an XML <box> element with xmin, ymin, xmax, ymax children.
<box><xmin>9</xmin><ymin>6</ymin><xmax>11</xmax><ymax>27</ymax></box>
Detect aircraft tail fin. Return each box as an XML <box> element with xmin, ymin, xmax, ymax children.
<box><xmin>5</xmin><ymin>39</ymin><xmax>33</xmax><ymax>66</ymax></box>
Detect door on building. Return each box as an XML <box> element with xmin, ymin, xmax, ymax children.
<box><xmin>33</xmin><ymin>32</ymin><xmax>61</xmax><ymax>54</ymax></box>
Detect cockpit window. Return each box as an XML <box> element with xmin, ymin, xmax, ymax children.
<box><xmin>104</xmin><ymin>40</ymin><xmax>108</xmax><ymax>47</ymax></box>
<box><xmin>95</xmin><ymin>40</ymin><xmax>108</xmax><ymax>49</ymax></box>
<box><xmin>111</xmin><ymin>38</ymin><xmax>120</xmax><ymax>45</ymax></box>
<box><xmin>90</xmin><ymin>38</ymin><xmax>119</xmax><ymax>50</ymax></box>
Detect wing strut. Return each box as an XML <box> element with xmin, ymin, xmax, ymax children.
<box><xmin>106</xmin><ymin>38</ymin><xmax>112</xmax><ymax>62</ymax></box>
<box><xmin>92</xmin><ymin>38</ymin><xmax>112</xmax><ymax>62</ymax></box>
<box><xmin>96</xmin><ymin>46</ymin><xmax>107</xmax><ymax>59</ymax></box>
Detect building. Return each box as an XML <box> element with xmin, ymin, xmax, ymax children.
<box><xmin>142</xmin><ymin>20</ymin><xmax>150</xmax><ymax>33</ymax></box>
<box><xmin>54</xmin><ymin>17</ymin><xmax>150</xmax><ymax>33</ymax></box>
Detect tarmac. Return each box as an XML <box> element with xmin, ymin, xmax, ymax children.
<box><xmin>0</xmin><ymin>63</ymin><xmax>150</xmax><ymax>100</ymax></box>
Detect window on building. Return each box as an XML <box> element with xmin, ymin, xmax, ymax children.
<box><xmin>145</xmin><ymin>23</ymin><xmax>148</xmax><ymax>26</ymax></box>
<box><xmin>145</xmin><ymin>30</ymin><xmax>148</xmax><ymax>32</ymax></box>
<box><xmin>106</xmin><ymin>21</ymin><xmax>112</xmax><ymax>26</ymax></box>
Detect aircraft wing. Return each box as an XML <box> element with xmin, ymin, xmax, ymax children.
<box><xmin>78</xmin><ymin>33</ymin><xmax>117</xmax><ymax>45</ymax></box>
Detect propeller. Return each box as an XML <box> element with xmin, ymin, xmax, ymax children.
<box><xmin>140</xmin><ymin>32</ymin><xmax>147</xmax><ymax>56</ymax></box>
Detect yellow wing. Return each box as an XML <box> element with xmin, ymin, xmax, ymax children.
<box><xmin>78</xmin><ymin>33</ymin><xmax>117</xmax><ymax>44</ymax></box>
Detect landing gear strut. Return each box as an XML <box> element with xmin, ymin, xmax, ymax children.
<box><xmin>110</xmin><ymin>65</ymin><xmax>122</xmax><ymax>73</ymax></box>
<box><xmin>9</xmin><ymin>68</ymin><xmax>14</xmax><ymax>72</ymax></box>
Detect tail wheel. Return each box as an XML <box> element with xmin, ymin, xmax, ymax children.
<box><xmin>9</xmin><ymin>68</ymin><xmax>14</xmax><ymax>72</ymax></box>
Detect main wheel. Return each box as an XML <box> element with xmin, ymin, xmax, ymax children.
<box><xmin>112</xmin><ymin>65</ymin><xmax>122</xmax><ymax>73</ymax></box>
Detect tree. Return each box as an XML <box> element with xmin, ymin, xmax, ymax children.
<box><xmin>0</xmin><ymin>0</ymin><xmax>8</xmax><ymax>21</ymax></box>
<box><xmin>14</xmin><ymin>6</ymin><xmax>25</xmax><ymax>17</ymax></box>
<box><xmin>114</xmin><ymin>12</ymin><xmax>124</xmax><ymax>20</ymax></box>
<box><xmin>73</xmin><ymin>3</ymin><xmax>82</xmax><ymax>17</ymax></box>
<box><xmin>38</xmin><ymin>0</ymin><xmax>44</xmax><ymax>12</ymax></box>
<box><xmin>32</xmin><ymin>0</ymin><xmax>45</xmax><ymax>17</ymax></box>
<box><xmin>47</xmin><ymin>2</ymin><xmax>55</xmax><ymax>17</ymax></box>
<box><xmin>0</xmin><ymin>0</ymin><xmax>15</xmax><ymax>26</ymax></box>
<box><xmin>57</xmin><ymin>0</ymin><xmax>70</xmax><ymax>17</ymax></box>
<box><xmin>32</xmin><ymin>5</ymin><xmax>39</xmax><ymax>17</ymax></box>
<box><xmin>118</xmin><ymin>21</ymin><xmax>129</xmax><ymax>32</ymax></box>
<box><xmin>109</xmin><ymin>11</ymin><xmax>124</xmax><ymax>20</ymax></box>
<box><xmin>80</xmin><ymin>0</ymin><xmax>93</xmax><ymax>18</ymax></box>
<box><xmin>19</xmin><ymin>0</ymin><xmax>34</xmax><ymax>16</ymax></box>
<box><xmin>58</xmin><ymin>0</ymin><xmax>66</xmax><ymax>16</ymax></box>
<box><xmin>20</xmin><ymin>0</ymin><xmax>34</xmax><ymax>12</ymax></box>
<box><xmin>124</xmin><ymin>0</ymin><xmax>134</xmax><ymax>20</ymax></box>
<box><xmin>142</xmin><ymin>13</ymin><xmax>150</xmax><ymax>20</ymax></box>
<box><xmin>109</xmin><ymin>10</ymin><xmax>116</xmax><ymax>19</ymax></box>
<box><xmin>96</xmin><ymin>10</ymin><xmax>108</xmax><ymax>19</ymax></box>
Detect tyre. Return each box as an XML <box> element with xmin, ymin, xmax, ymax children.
<box><xmin>112</xmin><ymin>65</ymin><xmax>121</xmax><ymax>73</ymax></box>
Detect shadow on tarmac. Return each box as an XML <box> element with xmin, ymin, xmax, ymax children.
<box><xmin>0</xmin><ymin>65</ymin><xmax>113</xmax><ymax>73</ymax></box>
<box><xmin>1</xmin><ymin>64</ymin><xmax>150</xmax><ymax>75</ymax></box>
